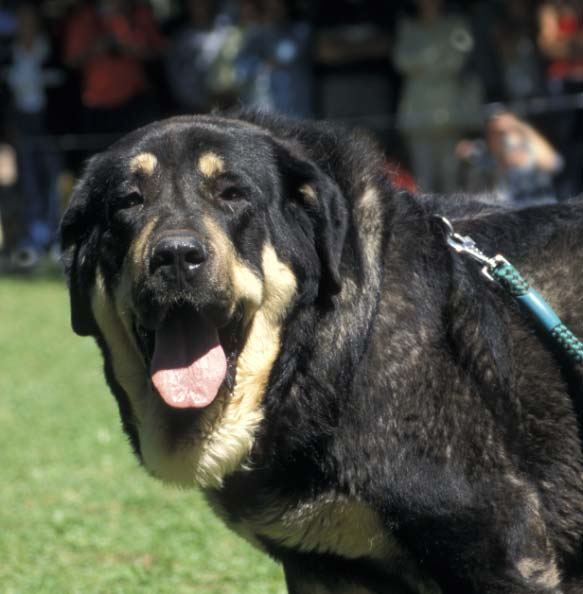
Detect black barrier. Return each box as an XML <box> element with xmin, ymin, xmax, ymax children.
<box><xmin>10</xmin><ymin>92</ymin><xmax>582</xmax><ymax>151</ymax></box>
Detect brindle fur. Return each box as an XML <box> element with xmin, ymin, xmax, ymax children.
<box><xmin>61</xmin><ymin>112</ymin><xmax>583</xmax><ymax>593</ymax></box>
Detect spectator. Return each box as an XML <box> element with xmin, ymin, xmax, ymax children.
<box><xmin>0</xmin><ymin>2</ymin><xmax>16</xmax><ymax>66</ymax></box>
<box><xmin>538</xmin><ymin>0</ymin><xmax>583</xmax><ymax>84</ymax></box>
<box><xmin>312</xmin><ymin>2</ymin><xmax>398</xmax><ymax>145</ymax></box>
<box><xmin>457</xmin><ymin>112</ymin><xmax>563</xmax><ymax>209</ymax></box>
<box><xmin>64</xmin><ymin>0</ymin><xmax>166</xmax><ymax>136</ymax></box>
<box><xmin>495</xmin><ymin>0</ymin><xmax>543</xmax><ymax>101</ymax></box>
<box><xmin>394</xmin><ymin>0</ymin><xmax>477</xmax><ymax>194</ymax></box>
<box><xmin>464</xmin><ymin>1</ymin><xmax>504</xmax><ymax>103</ymax></box>
<box><xmin>165</xmin><ymin>0</ymin><xmax>242</xmax><ymax>114</ymax></box>
<box><xmin>236</xmin><ymin>0</ymin><xmax>313</xmax><ymax>117</ymax></box>
<box><xmin>314</xmin><ymin>18</ymin><xmax>393</xmax><ymax>126</ymax></box>
<box><xmin>538</xmin><ymin>0</ymin><xmax>583</xmax><ymax>195</ymax></box>
<box><xmin>6</xmin><ymin>2</ymin><xmax>63</xmax><ymax>269</ymax></box>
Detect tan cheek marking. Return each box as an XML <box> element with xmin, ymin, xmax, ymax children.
<box><xmin>299</xmin><ymin>183</ymin><xmax>317</xmax><ymax>205</ymax></box>
<box><xmin>115</xmin><ymin>217</ymin><xmax>160</xmax><ymax>351</ymax></box>
<box><xmin>231</xmin><ymin>259</ymin><xmax>264</xmax><ymax>320</ymax></box>
<box><xmin>203</xmin><ymin>216</ymin><xmax>263</xmax><ymax>317</ymax></box>
<box><xmin>129</xmin><ymin>153</ymin><xmax>158</xmax><ymax>176</ymax></box>
<box><xmin>192</xmin><ymin>219</ymin><xmax>297</xmax><ymax>488</ymax></box>
<box><xmin>198</xmin><ymin>152</ymin><xmax>225</xmax><ymax>178</ymax></box>
<box><xmin>91</xmin><ymin>268</ymin><xmax>147</xmax><ymax>424</ymax></box>
<box><xmin>516</xmin><ymin>558</ymin><xmax>560</xmax><ymax>589</ymax></box>
<box><xmin>233</xmin><ymin>244</ymin><xmax>297</xmax><ymax>401</ymax></box>
<box><xmin>128</xmin><ymin>216</ymin><xmax>159</xmax><ymax>280</ymax></box>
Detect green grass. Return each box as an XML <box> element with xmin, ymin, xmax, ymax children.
<box><xmin>0</xmin><ymin>270</ymin><xmax>286</xmax><ymax>594</ymax></box>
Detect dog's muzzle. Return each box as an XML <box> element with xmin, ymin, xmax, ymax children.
<box><xmin>149</xmin><ymin>232</ymin><xmax>208</xmax><ymax>285</ymax></box>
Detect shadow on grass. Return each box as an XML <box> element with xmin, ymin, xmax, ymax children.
<box><xmin>0</xmin><ymin>255</ymin><xmax>65</xmax><ymax>283</ymax></box>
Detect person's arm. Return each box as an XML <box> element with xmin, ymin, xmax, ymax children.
<box><xmin>489</xmin><ymin>113</ymin><xmax>563</xmax><ymax>173</ymax></box>
<box><xmin>520</xmin><ymin>121</ymin><xmax>563</xmax><ymax>172</ymax></box>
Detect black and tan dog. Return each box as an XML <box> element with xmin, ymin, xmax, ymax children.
<box><xmin>61</xmin><ymin>112</ymin><xmax>583</xmax><ymax>593</ymax></box>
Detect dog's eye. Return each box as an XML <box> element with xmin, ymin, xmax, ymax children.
<box><xmin>116</xmin><ymin>191</ymin><xmax>144</xmax><ymax>210</ymax></box>
<box><xmin>218</xmin><ymin>186</ymin><xmax>246</xmax><ymax>201</ymax></box>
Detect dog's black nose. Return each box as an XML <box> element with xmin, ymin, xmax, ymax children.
<box><xmin>150</xmin><ymin>233</ymin><xmax>207</xmax><ymax>276</ymax></box>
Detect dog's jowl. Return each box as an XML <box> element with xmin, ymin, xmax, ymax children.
<box><xmin>61</xmin><ymin>113</ymin><xmax>583</xmax><ymax>593</ymax></box>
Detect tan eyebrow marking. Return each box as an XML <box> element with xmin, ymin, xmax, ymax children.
<box><xmin>299</xmin><ymin>183</ymin><xmax>317</xmax><ymax>205</ymax></box>
<box><xmin>129</xmin><ymin>153</ymin><xmax>158</xmax><ymax>176</ymax></box>
<box><xmin>198</xmin><ymin>152</ymin><xmax>225</xmax><ymax>178</ymax></box>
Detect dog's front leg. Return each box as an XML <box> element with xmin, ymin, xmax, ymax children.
<box><xmin>395</xmin><ymin>488</ymin><xmax>564</xmax><ymax>594</ymax></box>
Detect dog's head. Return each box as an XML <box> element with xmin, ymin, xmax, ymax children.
<box><xmin>60</xmin><ymin>116</ymin><xmax>347</xmax><ymax>488</ymax></box>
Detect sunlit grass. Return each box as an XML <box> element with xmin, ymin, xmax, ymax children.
<box><xmin>0</xmin><ymin>272</ymin><xmax>285</xmax><ymax>594</ymax></box>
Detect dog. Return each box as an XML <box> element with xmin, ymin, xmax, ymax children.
<box><xmin>60</xmin><ymin>112</ymin><xmax>583</xmax><ymax>593</ymax></box>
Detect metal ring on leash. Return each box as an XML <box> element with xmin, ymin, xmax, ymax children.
<box><xmin>436</xmin><ymin>215</ymin><xmax>583</xmax><ymax>367</ymax></box>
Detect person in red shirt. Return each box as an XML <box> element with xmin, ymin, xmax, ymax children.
<box><xmin>538</xmin><ymin>0</ymin><xmax>583</xmax><ymax>195</ymax></box>
<box><xmin>539</xmin><ymin>0</ymin><xmax>583</xmax><ymax>82</ymax></box>
<box><xmin>64</xmin><ymin>0</ymin><xmax>165</xmax><ymax>136</ymax></box>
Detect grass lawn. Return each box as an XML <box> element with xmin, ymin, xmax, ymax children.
<box><xmin>0</xmin><ymin>269</ymin><xmax>286</xmax><ymax>594</ymax></box>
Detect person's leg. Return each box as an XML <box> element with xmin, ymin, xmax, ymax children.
<box><xmin>38</xmin><ymin>139</ymin><xmax>62</xmax><ymax>249</ymax></box>
<box><xmin>14</xmin><ymin>110</ymin><xmax>44</xmax><ymax>227</ymax></box>
<box><xmin>407</xmin><ymin>133</ymin><xmax>435</xmax><ymax>193</ymax></box>
<box><xmin>11</xmin><ymin>136</ymin><xmax>41</xmax><ymax>268</ymax></box>
<box><xmin>549</xmin><ymin>80</ymin><xmax>583</xmax><ymax>197</ymax></box>
<box><xmin>436</xmin><ymin>132</ymin><xmax>460</xmax><ymax>194</ymax></box>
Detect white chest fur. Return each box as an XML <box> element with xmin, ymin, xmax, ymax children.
<box><xmin>212</xmin><ymin>492</ymin><xmax>398</xmax><ymax>560</ymax></box>
<box><xmin>208</xmin><ymin>491</ymin><xmax>442</xmax><ymax>594</ymax></box>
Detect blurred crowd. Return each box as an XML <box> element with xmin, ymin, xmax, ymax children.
<box><xmin>0</xmin><ymin>0</ymin><xmax>582</xmax><ymax>269</ymax></box>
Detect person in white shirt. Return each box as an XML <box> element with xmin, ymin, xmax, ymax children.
<box><xmin>394</xmin><ymin>0</ymin><xmax>478</xmax><ymax>194</ymax></box>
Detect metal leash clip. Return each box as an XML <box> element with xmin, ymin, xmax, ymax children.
<box><xmin>436</xmin><ymin>216</ymin><xmax>499</xmax><ymax>281</ymax></box>
<box><xmin>435</xmin><ymin>216</ymin><xmax>583</xmax><ymax>366</ymax></box>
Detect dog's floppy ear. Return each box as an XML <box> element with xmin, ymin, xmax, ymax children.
<box><xmin>272</xmin><ymin>139</ymin><xmax>348</xmax><ymax>297</ymax></box>
<box><xmin>59</xmin><ymin>156</ymin><xmax>103</xmax><ymax>336</ymax></box>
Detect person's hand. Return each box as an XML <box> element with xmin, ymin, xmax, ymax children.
<box><xmin>486</xmin><ymin>112</ymin><xmax>561</xmax><ymax>172</ymax></box>
<box><xmin>455</xmin><ymin>139</ymin><xmax>477</xmax><ymax>161</ymax></box>
<box><xmin>488</xmin><ymin>113</ymin><xmax>523</xmax><ymax>135</ymax></box>
<box><xmin>486</xmin><ymin>114</ymin><xmax>531</xmax><ymax>170</ymax></box>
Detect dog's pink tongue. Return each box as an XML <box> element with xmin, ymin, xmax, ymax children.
<box><xmin>151</xmin><ymin>309</ymin><xmax>227</xmax><ymax>409</ymax></box>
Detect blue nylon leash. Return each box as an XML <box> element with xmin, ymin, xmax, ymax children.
<box><xmin>437</xmin><ymin>216</ymin><xmax>583</xmax><ymax>366</ymax></box>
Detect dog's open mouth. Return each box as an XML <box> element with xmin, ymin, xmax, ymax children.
<box><xmin>135</xmin><ymin>305</ymin><xmax>228</xmax><ymax>409</ymax></box>
<box><xmin>151</xmin><ymin>306</ymin><xmax>227</xmax><ymax>409</ymax></box>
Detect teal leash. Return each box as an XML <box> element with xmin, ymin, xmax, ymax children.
<box><xmin>437</xmin><ymin>216</ymin><xmax>583</xmax><ymax>367</ymax></box>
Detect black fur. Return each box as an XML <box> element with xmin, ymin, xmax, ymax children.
<box><xmin>61</xmin><ymin>113</ymin><xmax>583</xmax><ymax>594</ymax></box>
